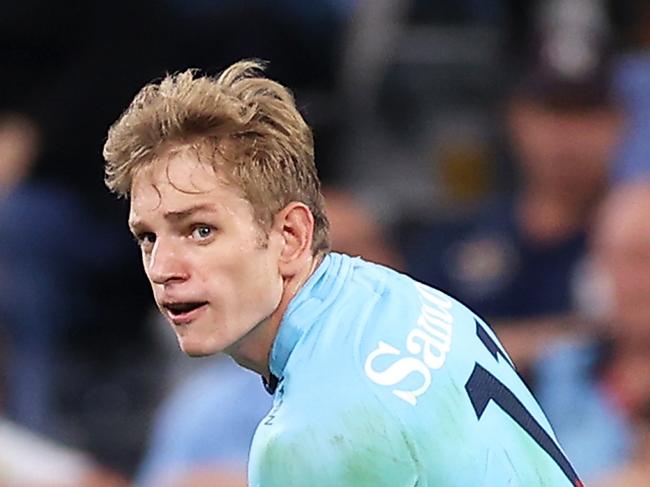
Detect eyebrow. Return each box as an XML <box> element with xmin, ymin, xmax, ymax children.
<box><xmin>163</xmin><ymin>203</ymin><xmax>220</xmax><ymax>221</ymax></box>
<box><xmin>129</xmin><ymin>203</ymin><xmax>220</xmax><ymax>232</ymax></box>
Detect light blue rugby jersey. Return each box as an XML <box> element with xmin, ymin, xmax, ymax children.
<box><xmin>248</xmin><ymin>253</ymin><xmax>583</xmax><ymax>487</ymax></box>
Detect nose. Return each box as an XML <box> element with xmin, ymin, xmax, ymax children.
<box><xmin>146</xmin><ymin>237</ymin><xmax>189</xmax><ymax>285</ymax></box>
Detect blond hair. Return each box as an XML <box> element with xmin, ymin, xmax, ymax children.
<box><xmin>103</xmin><ymin>59</ymin><xmax>329</xmax><ymax>254</ymax></box>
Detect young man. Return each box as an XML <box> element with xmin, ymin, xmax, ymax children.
<box><xmin>103</xmin><ymin>60</ymin><xmax>582</xmax><ymax>486</ymax></box>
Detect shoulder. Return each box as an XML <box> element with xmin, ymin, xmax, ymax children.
<box><xmin>249</xmin><ymin>380</ymin><xmax>418</xmax><ymax>487</ymax></box>
<box><xmin>298</xmin><ymin>261</ymin><xmax>472</xmax><ymax>399</ymax></box>
<box><xmin>356</xmin><ymin>274</ymin><xmax>478</xmax><ymax>380</ymax></box>
<box><xmin>302</xmin><ymin>263</ymin><xmax>479</xmax><ymax>409</ymax></box>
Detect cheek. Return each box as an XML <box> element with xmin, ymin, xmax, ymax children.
<box><xmin>207</xmin><ymin>250</ymin><xmax>282</xmax><ymax>314</ymax></box>
<box><xmin>245</xmin><ymin>254</ymin><xmax>283</xmax><ymax>306</ymax></box>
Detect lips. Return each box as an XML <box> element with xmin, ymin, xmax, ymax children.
<box><xmin>162</xmin><ymin>301</ymin><xmax>208</xmax><ymax>324</ymax></box>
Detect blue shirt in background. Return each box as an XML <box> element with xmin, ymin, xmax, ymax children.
<box><xmin>136</xmin><ymin>357</ymin><xmax>271</xmax><ymax>486</ymax></box>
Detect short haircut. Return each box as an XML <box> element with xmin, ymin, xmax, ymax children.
<box><xmin>103</xmin><ymin>59</ymin><xmax>330</xmax><ymax>254</ymax></box>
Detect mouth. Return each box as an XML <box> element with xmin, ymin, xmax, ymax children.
<box><xmin>162</xmin><ymin>301</ymin><xmax>209</xmax><ymax>325</ymax></box>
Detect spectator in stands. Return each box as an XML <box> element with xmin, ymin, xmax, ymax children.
<box><xmin>531</xmin><ymin>181</ymin><xmax>650</xmax><ymax>484</ymax></box>
<box><xmin>0</xmin><ymin>113</ymin><xmax>121</xmax><ymax>435</ymax></box>
<box><xmin>322</xmin><ymin>187</ymin><xmax>403</xmax><ymax>270</ymax></box>
<box><xmin>403</xmin><ymin>43</ymin><xmax>623</xmax><ymax>349</ymax></box>
<box><xmin>0</xmin><ymin>112</ymin><xmax>126</xmax><ymax>487</ymax></box>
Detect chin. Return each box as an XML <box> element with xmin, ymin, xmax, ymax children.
<box><xmin>181</xmin><ymin>346</ymin><xmax>214</xmax><ymax>358</ymax></box>
<box><xmin>177</xmin><ymin>335</ymin><xmax>225</xmax><ymax>357</ymax></box>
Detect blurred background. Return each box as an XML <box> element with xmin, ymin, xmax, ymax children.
<box><xmin>2</xmin><ymin>0</ymin><xmax>650</xmax><ymax>486</ymax></box>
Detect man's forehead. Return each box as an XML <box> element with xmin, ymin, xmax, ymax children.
<box><xmin>128</xmin><ymin>188</ymin><xmax>230</xmax><ymax>227</ymax></box>
<box><xmin>128</xmin><ymin>161</ymin><xmax>249</xmax><ymax>224</ymax></box>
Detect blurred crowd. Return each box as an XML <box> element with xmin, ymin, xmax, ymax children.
<box><xmin>2</xmin><ymin>0</ymin><xmax>650</xmax><ymax>486</ymax></box>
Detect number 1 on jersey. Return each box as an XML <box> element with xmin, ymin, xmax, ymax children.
<box><xmin>465</xmin><ymin>320</ymin><xmax>582</xmax><ymax>487</ymax></box>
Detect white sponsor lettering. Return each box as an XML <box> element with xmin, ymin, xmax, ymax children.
<box><xmin>364</xmin><ymin>341</ymin><xmax>432</xmax><ymax>406</ymax></box>
<box><xmin>364</xmin><ymin>283</ymin><xmax>454</xmax><ymax>405</ymax></box>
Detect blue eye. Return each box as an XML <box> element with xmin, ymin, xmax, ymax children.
<box><xmin>191</xmin><ymin>225</ymin><xmax>213</xmax><ymax>240</ymax></box>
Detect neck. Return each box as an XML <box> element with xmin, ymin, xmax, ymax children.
<box><xmin>228</xmin><ymin>253</ymin><xmax>324</xmax><ymax>379</ymax></box>
<box><xmin>517</xmin><ymin>186</ymin><xmax>596</xmax><ymax>245</ymax></box>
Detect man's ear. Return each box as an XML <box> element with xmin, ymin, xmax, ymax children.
<box><xmin>273</xmin><ymin>202</ymin><xmax>315</xmax><ymax>277</ymax></box>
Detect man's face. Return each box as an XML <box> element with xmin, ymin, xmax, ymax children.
<box><xmin>129</xmin><ymin>148</ymin><xmax>285</xmax><ymax>357</ymax></box>
<box><xmin>594</xmin><ymin>188</ymin><xmax>650</xmax><ymax>339</ymax></box>
<box><xmin>508</xmin><ymin>100</ymin><xmax>619</xmax><ymax>193</ymax></box>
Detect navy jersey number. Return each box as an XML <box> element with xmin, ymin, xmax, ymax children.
<box><xmin>464</xmin><ymin>320</ymin><xmax>582</xmax><ymax>487</ymax></box>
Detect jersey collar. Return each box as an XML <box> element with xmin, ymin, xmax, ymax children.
<box><xmin>268</xmin><ymin>252</ymin><xmax>351</xmax><ymax>385</ymax></box>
